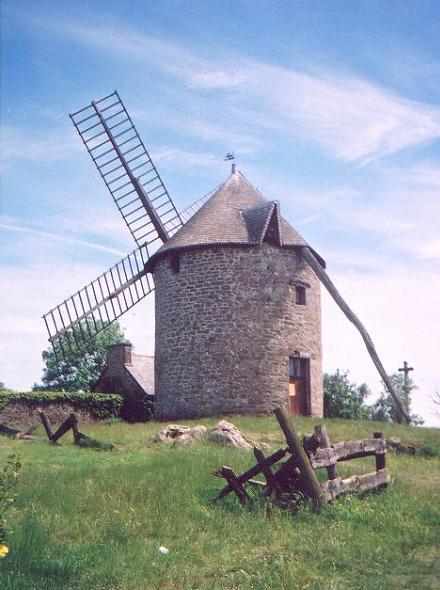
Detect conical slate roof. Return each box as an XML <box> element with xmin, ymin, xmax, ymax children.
<box><xmin>146</xmin><ymin>170</ymin><xmax>324</xmax><ymax>269</ymax></box>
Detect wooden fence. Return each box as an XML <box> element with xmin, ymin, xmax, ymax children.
<box><xmin>214</xmin><ymin>406</ymin><xmax>390</xmax><ymax>510</ymax></box>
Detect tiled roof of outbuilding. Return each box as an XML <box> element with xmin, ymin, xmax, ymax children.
<box><xmin>146</xmin><ymin>170</ymin><xmax>324</xmax><ymax>268</ymax></box>
<box><xmin>127</xmin><ymin>354</ymin><xmax>155</xmax><ymax>395</ymax></box>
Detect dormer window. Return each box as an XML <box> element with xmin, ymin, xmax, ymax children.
<box><xmin>295</xmin><ymin>285</ymin><xmax>306</xmax><ymax>305</ymax></box>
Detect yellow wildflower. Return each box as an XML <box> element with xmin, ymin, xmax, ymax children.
<box><xmin>0</xmin><ymin>544</ymin><xmax>9</xmax><ymax>558</ymax></box>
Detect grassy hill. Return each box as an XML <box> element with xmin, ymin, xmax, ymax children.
<box><xmin>0</xmin><ymin>416</ymin><xmax>439</xmax><ymax>590</ymax></box>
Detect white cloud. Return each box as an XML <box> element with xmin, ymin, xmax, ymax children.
<box><xmin>153</xmin><ymin>146</ymin><xmax>221</xmax><ymax>169</ymax></box>
<box><xmin>22</xmin><ymin>17</ymin><xmax>440</xmax><ymax>164</ymax></box>
<box><xmin>133</xmin><ymin>108</ymin><xmax>265</xmax><ymax>153</ymax></box>
<box><xmin>241</xmin><ymin>65</ymin><xmax>440</xmax><ymax>163</ymax></box>
<box><xmin>2</xmin><ymin>222</ymin><xmax>127</xmax><ymax>257</ymax></box>
<box><xmin>2</xmin><ymin>126</ymin><xmax>80</xmax><ymax>162</ymax></box>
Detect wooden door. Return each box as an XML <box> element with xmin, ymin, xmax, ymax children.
<box><xmin>288</xmin><ymin>356</ymin><xmax>310</xmax><ymax>415</ymax></box>
<box><xmin>288</xmin><ymin>379</ymin><xmax>301</xmax><ymax>415</ymax></box>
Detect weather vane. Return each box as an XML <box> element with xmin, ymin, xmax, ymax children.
<box><xmin>224</xmin><ymin>151</ymin><xmax>236</xmax><ymax>173</ymax></box>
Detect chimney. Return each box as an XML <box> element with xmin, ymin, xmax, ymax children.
<box><xmin>107</xmin><ymin>342</ymin><xmax>133</xmax><ymax>367</ymax></box>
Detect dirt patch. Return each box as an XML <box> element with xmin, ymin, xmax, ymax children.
<box><xmin>0</xmin><ymin>401</ymin><xmax>99</xmax><ymax>429</ymax></box>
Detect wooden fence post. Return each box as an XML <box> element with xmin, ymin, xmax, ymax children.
<box><xmin>254</xmin><ymin>446</ymin><xmax>280</xmax><ymax>496</ymax></box>
<box><xmin>314</xmin><ymin>425</ymin><xmax>337</xmax><ymax>481</ymax></box>
<box><xmin>51</xmin><ymin>414</ymin><xmax>76</xmax><ymax>443</ymax></box>
<box><xmin>217</xmin><ymin>467</ymin><xmax>250</xmax><ymax>505</ymax></box>
<box><xmin>274</xmin><ymin>407</ymin><xmax>326</xmax><ymax>510</ymax></box>
<box><xmin>71</xmin><ymin>414</ymin><xmax>80</xmax><ymax>443</ymax></box>
<box><xmin>38</xmin><ymin>410</ymin><xmax>54</xmax><ymax>441</ymax></box>
<box><xmin>373</xmin><ymin>432</ymin><xmax>388</xmax><ymax>490</ymax></box>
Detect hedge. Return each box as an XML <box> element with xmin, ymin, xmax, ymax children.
<box><xmin>0</xmin><ymin>391</ymin><xmax>123</xmax><ymax>420</ymax></box>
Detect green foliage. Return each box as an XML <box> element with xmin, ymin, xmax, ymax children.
<box><xmin>323</xmin><ymin>370</ymin><xmax>372</xmax><ymax>419</ymax></box>
<box><xmin>0</xmin><ymin>391</ymin><xmax>122</xmax><ymax>420</ymax></box>
<box><xmin>0</xmin><ymin>382</ymin><xmax>12</xmax><ymax>392</ymax></box>
<box><xmin>74</xmin><ymin>432</ymin><xmax>115</xmax><ymax>451</ymax></box>
<box><xmin>35</xmin><ymin>320</ymin><xmax>127</xmax><ymax>392</ymax></box>
<box><xmin>0</xmin><ymin>454</ymin><xmax>21</xmax><ymax>545</ymax></box>
<box><xmin>370</xmin><ymin>373</ymin><xmax>423</xmax><ymax>425</ymax></box>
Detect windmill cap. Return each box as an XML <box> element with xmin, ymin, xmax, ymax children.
<box><xmin>145</xmin><ymin>169</ymin><xmax>325</xmax><ymax>271</ymax></box>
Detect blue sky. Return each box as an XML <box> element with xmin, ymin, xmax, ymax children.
<box><xmin>1</xmin><ymin>1</ymin><xmax>440</xmax><ymax>424</ymax></box>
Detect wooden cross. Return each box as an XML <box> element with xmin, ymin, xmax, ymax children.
<box><xmin>398</xmin><ymin>361</ymin><xmax>414</xmax><ymax>385</ymax></box>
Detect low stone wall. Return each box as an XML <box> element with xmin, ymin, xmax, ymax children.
<box><xmin>1</xmin><ymin>402</ymin><xmax>104</xmax><ymax>429</ymax></box>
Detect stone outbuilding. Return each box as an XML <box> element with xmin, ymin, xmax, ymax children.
<box><xmin>93</xmin><ymin>343</ymin><xmax>154</xmax><ymax>421</ymax></box>
<box><xmin>146</xmin><ymin>169</ymin><xmax>325</xmax><ymax>420</ymax></box>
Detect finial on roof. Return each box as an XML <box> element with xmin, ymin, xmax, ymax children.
<box><xmin>224</xmin><ymin>151</ymin><xmax>236</xmax><ymax>174</ymax></box>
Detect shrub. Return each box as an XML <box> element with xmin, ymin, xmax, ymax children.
<box><xmin>0</xmin><ymin>391</ymin><xmax>122</xmax><ymax>420</ymax></box>
<box><xmin>323</xmin><ymin>370</ymin><xmax>371</xmax><ymax>420</ymax></box>
<box><xmin>370</xmin><ymin>373</ymin><xmax>423</xmax><ymax>425</ymax></box>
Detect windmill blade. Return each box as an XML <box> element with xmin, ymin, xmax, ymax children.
<box><xmin>70</xmin><ymin>91</ymin><xmax>183</xmax><ymax>248</ymax></box>
<box><xmin>43</xmin><ymin>244</ymin><xmax>153</xmax><ymax>356</ymax></box>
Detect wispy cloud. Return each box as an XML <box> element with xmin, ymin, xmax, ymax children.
<box><xmin>266</xmin><ymin>156</ymin><xmax>440</xmax><ymax>266</ymax></box>
<box><xmin>153</xmin><ymin>146</ymin><xmax>222</xmax><ymax>169</ymax></box>
<box><xmin>2</xmin><ymin>126</ymin><xmax>80</xmax><ymax>163</ymax></box>
<box><xmin>2</xmin><ymin>221</ymin><xmax>126</xmax><ymax>257</ymax></box>
<box><xmin>25</xmin><ymin>17</ymin><xmax>440</xmax><ymax>164</ymax></box>
<box><xmin>133</xmin><ymin>108</ymin><xmax>265</xmax><ymax>154</ymax></box>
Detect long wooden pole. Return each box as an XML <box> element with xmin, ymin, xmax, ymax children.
<box><xmin>274</xmin><ymin>406</ymin><xmax>326</xmax><ymax>510</ymax></box>
<box><xmin>302</xmin><ymin>247</ymin><xmax>411</xmax><ymax>425</ymax></box>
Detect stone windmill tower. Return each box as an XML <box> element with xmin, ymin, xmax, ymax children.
<box><xmin>146</xmin><ymin>169</ymin><xmax>325</xmax><ymax>419</ymax></box>
<box><xmin>43</xmin><ymin>91</ymin><xmax>411</xmax><ymax>424</ymax></box>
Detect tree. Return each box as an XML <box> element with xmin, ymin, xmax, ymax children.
<box><xmin>0</xmin><ymin>383</ymin><xmax>11</xmax><ymax>392</ymax></box>
<box><xmin>34</xmin><ymin>320</ymin><xmax>128</xmax><ymax>392</ymax></box>
<box><xmin>323</xmin><ymin>370</ymin><xmax>372</xmax><ymax>420</ymax></box>
<box><xmin>370</xmin><ymin>373</ymin><xmax>423</xmax><ymax>425</ymax></box>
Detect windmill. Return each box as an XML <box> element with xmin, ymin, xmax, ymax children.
<box><xmin>43</xmin><ymin>91</ymin><xmax>410</xmax><ymax>424</ymax></box>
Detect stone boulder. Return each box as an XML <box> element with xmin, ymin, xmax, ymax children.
<box><xmin>209</xmin><ymin>420</ymin><xmax>252</xmax><ymax>449</ymax></box>
<box><xmin>174</xmin><ymin>425</ymin><xmax>207</xmax><ymax>447</ymax></box>
<box><xmin>154</xmin><ymin>424</ymin><xmax>190</xmax><ymax>443</ymax></box>
<box><xmin>155</xmin><ymin>424</ymin><xmax>207</xmax><ymax>446</ymax></box>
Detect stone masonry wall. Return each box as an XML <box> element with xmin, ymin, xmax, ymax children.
<box><xmin>154</xmin><ymin>243</ymin><xmax>323</xmax><ymax>420</ymax></box>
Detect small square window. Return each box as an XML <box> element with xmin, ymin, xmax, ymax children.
<box><xmin>295</xmin><ymin>285</ymin><xmax>306</xmax><ymax>305</ymax></box>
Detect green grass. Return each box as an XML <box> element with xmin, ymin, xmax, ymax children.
<box><xmin>0</xmin><ymin>417</ymin><xmax>439</xmax><ymax>590</ymax></box>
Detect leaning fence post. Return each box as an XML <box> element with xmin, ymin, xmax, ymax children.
<box><xmin>38</xmin><ymin>410</ymin><xmax>54</xmax><ymax>441</ymax></box>
<box><xmin>274</xmin><ymin>406</ymin><xmax>327</xmax><ymax>510</ymax></box>
<box><xmin>71</xmin><ymin>414</ymin><xmax>80</xmax><ymax>443</ymax></box>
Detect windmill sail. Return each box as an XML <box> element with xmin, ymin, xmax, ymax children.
<box><xmin>166</xmin><ymin>183</ymin><xmax>223</xmax><ymax>233</ymax></box>
<box><xmin>43</xmin><ymin>91</ymin><xmax>222</xmax><ymax>358</ymax></box>
<box><xmin>43</xmin><ymin>244</ymin><xmax>153</xmax><ymax>355</ymax></box>
<box><xmin>70</xmin><ymin>91</ymin><xmax>182</xmax><ymax>248</ymax></box>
